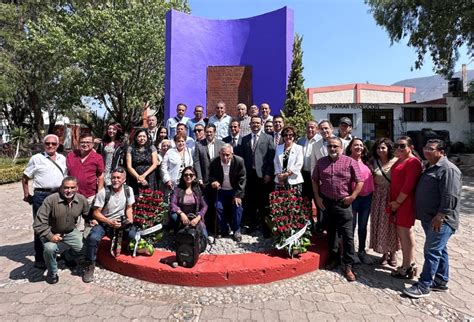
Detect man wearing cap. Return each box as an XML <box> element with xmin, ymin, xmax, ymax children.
<box><xmin>338</xmin><ymin>117</ymin><xmax>353</xmax><ymax>144</ymax></box>
<box><xmin>22</xmin><ymin>134</ymin><xmax>67</xmax><ymax>269</ymax></box>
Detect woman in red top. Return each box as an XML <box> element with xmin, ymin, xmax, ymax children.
<box><xmin>389</xmin><ymin>136</ymin><xmax>422</xmax><ymax>279</ymax></box>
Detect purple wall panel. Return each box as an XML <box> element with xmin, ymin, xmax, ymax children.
<box><xmin>164</xmin><ymin>7</ymin><xmax>294</xmax><ymax>120</ymax></box>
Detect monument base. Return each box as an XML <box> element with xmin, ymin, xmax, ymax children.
<box><xmin>97</xmin><ymin>237</ymin><xmax>328</xmax><ymax>287</ymax></box>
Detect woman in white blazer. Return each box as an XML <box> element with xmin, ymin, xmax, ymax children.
<box><xmin>273</xmin><ymin>126</ymin><xmax>304</xmax><ymax>193</ymax></box>
<box><xmin>161</xmin><ymin>133</ymin><xmax>194</xmax><ymax>197</ymax></box>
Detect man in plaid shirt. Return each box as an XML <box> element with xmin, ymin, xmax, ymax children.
<box><xmin>312</xmin><ymin>137</ymin><xmax>363</xmax><ymax>281</ymax></box>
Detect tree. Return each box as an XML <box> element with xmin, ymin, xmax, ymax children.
<box><xmin>282</xmin><ymin>34</ymin><xmax>313</xmax><ymax>137</ymax></box>
<box><xmin>366</xmin><ymin>0</ymin><xmax>474</xmax><ymax>77</ymax></box>
<box><xmin>29</xmin><ymin>0</ymin><xmax>191</xmax><ymax>131</ymax></box>
<box><xmin>10</xmin><ymin>126</ymin><xmax>29</xmax><ymax>163</ymax></box>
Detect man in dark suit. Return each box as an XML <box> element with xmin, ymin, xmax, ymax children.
<box><xmin>209</xmin><ymin>144</ymin><xmax>246</xmax><ymax>241</ymax></box>
<box><xmin>194</xmin><ymin>124</ymin><xmax>225</xmax><ymax>233</ymax></box>
<box><xmin>223</xmin><ymin>119</ymin><xmax>243</xmax><ymax>156</ymax></box>
<box><xmin>240</xmin><ymin>116</ymin><xmax>275</xmax><ymax>235</ymax></box>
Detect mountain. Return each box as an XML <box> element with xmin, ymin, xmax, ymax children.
<box><xmin>392</xmin><ymin>70</ymin><xmax>474</xmax><ymax>103</ymax></box>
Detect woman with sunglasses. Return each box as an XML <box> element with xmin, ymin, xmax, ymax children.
<box><xmin>96</xmin><ymin>123</ymin><xmax>126</xmax><ymax>186</ymax></box>
<box><xmin>369</xmin><ymin>138</ymin><xmax>400</xmax><ymax>267</ymax></box>
<box><xmin>389</xmin><ymin>136</ymin><xmax>422</xmax><ymax>279</ymax></box>
<box><xmin>346</xmin><ymin>138</ymin><xmax>374</xmax><ymax>264</ymax></box>
<box><xmin>273</xmin><ymin>126</ymin><xmax>304</xmax><ymax>194</ymax></box>
<box><xmin>170</xmin><ymin>166</ymin><xmax>208</xmax><ymax>238</ymax></box>
<box><xmin>126</xmin><ymin>128</ymin><xmax>159</xmax><ymax>195</ymax></box>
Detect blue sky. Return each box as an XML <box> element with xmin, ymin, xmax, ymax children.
<box><xmin>189</xmin><ymin>0</ymin><xmax>471</xmax><ymax>88</ymax></box>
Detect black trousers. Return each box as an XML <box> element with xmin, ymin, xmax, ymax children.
<box><xmin>243</xmin><ymin>169</ymin><xmax>272</xmax><ymax>230</ymax></box>
<box><xmin>322</xmin><ymin>195</ymin><xmax>355</xmax><ymax>267</ymax></box>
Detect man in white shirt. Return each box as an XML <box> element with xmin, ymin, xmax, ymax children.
<box><xmin>236</xmin><ymin>103</ymin><xmax>251</xmax><ymax>137</ymax></box>
<box><xmin>22</xmin><ymin>134</ymin><xmax>66</xmax><ymax>269</ymax></box>
<box><xmin>209</xmin><ymin>144</ymin><xmax>246</xmax><ymax>241</ymax></box>
<box><xmin>166</xmin><ymin>103</ymin><xmax>190</xmax><ymax>139</ymax></box>
<box><xmin>186</xmin><ymin>105</ymin><xmax>206</xmax><ymax>140</ymax></box>
<box><xmin>208</xmin><ymin>101</ymin><xmax>232</xmax><ymax>140</ymax></box>
<box><xmin>260</xmin><ymin>103</ymin><xmax>273</xmax><ymax>124</ymax></box>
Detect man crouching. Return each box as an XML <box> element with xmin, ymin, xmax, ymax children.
<box><xmin>83</xmin><ymin>167</ymin><xmax>135</xmax><ymax>283</ymax></box>
<box><xmin>33</xmin><ymin>176</ymin><xmax>88</xmax><ymax>284</ymax></box>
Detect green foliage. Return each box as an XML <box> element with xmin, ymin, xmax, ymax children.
<box><xmin>282</xmin><ymin>34</ymin><xmax>313</xmax><ymax>137</ymax></box>
<box><xmin>366</xmin><ymin>0</ymin><xmax>474</xmax><ymax>77</ymax></box>
<box><xmin>0</xmin><ymin>157</ymin><xmax>28</xmax><ymax>184</ymax></box>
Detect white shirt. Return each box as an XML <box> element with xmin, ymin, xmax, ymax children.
<box><xmin>170</xmin><ymin>136</ymin><xmax>195</xmax><ymax>154</ymax></box>
<box><xmin>302</xmin><ymin>135</ymin><xmax>319</xmax><ymax>172</ymax></box>
<box><xmin>208</xmin><ymin>114</ymin><xmax>232</xmax><ymax>140</ymax></box>
<box><xmin>207</xmin><ymin>140</ymin><xmax>215</xmax><ymax>160</ymax></box>
<box><xmin>166</xmin><ymin>116</ymin><xmax>190</xmax><ymax>139</ymax></box>
<box><xmin>24</xmin><ymin>152</ymin><xmax>66</xmax><ymax>189</ymax></box>
<box><xmin>230</xmin><ymin>135</ymin><xmax>240</xmax><ymax>147</ymax></box>
<box><xmin>221</xmin><ymin>160</ymin><xmax>232</xmax><ymax>190</ymax></box>
<box><xmin>94</xmin><ymin>186</ymin><xmax>135</xmax><ymax>220</ymax></box>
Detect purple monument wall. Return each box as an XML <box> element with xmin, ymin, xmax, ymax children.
<box><xmin>164</xmin><ymin>7</ymin><xmax>294</xmax><ymax>120</ymax></box>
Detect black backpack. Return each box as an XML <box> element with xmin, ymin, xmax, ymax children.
<box><xmin>175</xmin><ymin>226</ymin><xmax>201</xmax><ymax>268</ymax></box>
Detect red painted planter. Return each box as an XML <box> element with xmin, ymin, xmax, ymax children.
<box><xmin>97</xmin><ymin>237</ymin><xmax>328</xmax><ymax>287</ymax></box>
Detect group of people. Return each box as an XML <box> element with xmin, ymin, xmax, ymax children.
<box><xmin>22</xmin><ymin>101</ymin><xmax>462</xmax><ymax>301</ymax></box>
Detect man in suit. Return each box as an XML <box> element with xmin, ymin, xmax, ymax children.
<box><xmin>194</xmin><ymin>124</ymin><xmax>225</xmax><ymax>233</ymax></box>
<box><xmin>240</xmin><ymin>116</ymin><xmax>275</xmax><ymax>235</ymax></box>
<box><xmin>272</xmin><ymin>115</ymin><xmax>285</xmax><ymax>146</ymax></box>
<box><xmin>223</xmin><ymin>119</ymin><xmax>243</xmax><ymax>156</ymax></box>
<box><xmin>209</xmin><ymin>144</ymin><xmax>246</xmax><ymax>241</ymax></box>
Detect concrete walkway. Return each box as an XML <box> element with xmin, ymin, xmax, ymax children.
<box><xmin>1</xmin><ymin>179</ymin><xmax>473</xmax><ymax>321</ymax></box>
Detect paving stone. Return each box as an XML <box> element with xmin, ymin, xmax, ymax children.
<box><xmin>43</xmin><ymin>303</ymin><xmax>73</xmax><ymax>317</ymax></box>
<box><xmin>199</xmin><ymin>305</ymin><xmax>224</xmax><ymax>320</ymax></box>
<box><xmin>19</xmin><ymin>292</ymin><xmax>46</xmax><ymax>304</ymax></box>
<box><xmin>42</xmin><ymin>293</ymin><xmax>72</xmax><ymax>305</ymax></box>
<box><xmin>95</xmin><ymin>304</ymin><xmax>125</xmax><ymax>318</ymax></box>
<box><xmin>317</xmin><ymin>301</ymin><xmax>346</xmax><ymax>314</ymax></box>
<box><xmin>343</xmin><ymin>302</ymin><xmax>373</xmax><ymax>314</ymax></box>
<box><xmin>333</xmin><ymin>312</ymin><xmax>365</xmax><ymax>321</ymax></box>
<box><xmin>371</xmin><ymin>302</ymin><xmax>400</xmax><ymax>316</ymax></box>
<box><xmin>326</xmin><ymin>292</ymin><xmax>352</xmax><ymax>304</ymax></box>
<box><xmin>68</xmin><ymin>303</ymin><xmax>99</xmax><ymax>318</ymax></box>
<box><xmin>262</xmin><ymin>308</ymin><xmax>279</xmax><ymax>321</ymax></box>
<box><xmin>120</xmin><ymin>304</ymin><xmax>151</xmax><ymax>318</ymax></box>
<box><xmin>263</xmin><ymin>299</ymin><xmax>290</xmax><ymax>311</ymax></box>
<box><xmin>69</xmin><ymin>293</ymin><xmax>95</xmax><ymax>305</ymax></box>
<box><xmin>306</xmin><ymin>311</ymin><xmax>336</xmax><ymax>321</ymax></box>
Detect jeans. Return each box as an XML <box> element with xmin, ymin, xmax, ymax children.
<box><xmin>32</xmin><ymin>191</ymin><xmax>53</xmax><ymax>263</ymax></box>
<box><xmin>323</xmin><ymin>196</ymin><xmax>355</xmax><ymax>267</ymax></box>
<box><xmin>351</xmin><ymin>193</ymin><xmax>372</xmax><ymax>253</ymax></box>
<box><xmin>41</xmin><ymin>228</ymin><xmax>83</xmax><ymax>275</ymax></box>
<box><xmin>85</xmin><ymin>223</ymin><xmax>136</xmax><ymax>263</ymax></box>
<box><xmin>215</xmin><ymin>189</ymin><xmax>243</xmax><ymax>233</ymax></box>
<box><xmin>418</xmin><ymin>220</ymin><xmax>454</xmax><ymax>291</ymax></box>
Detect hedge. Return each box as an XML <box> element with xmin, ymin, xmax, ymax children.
<box><xmin>0</xmin><ymin>164</ymin><xmax>26</xmax><ymax>184</ymax></box>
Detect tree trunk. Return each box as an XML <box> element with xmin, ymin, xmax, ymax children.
<box><xmin>27</xmin><ymin>89</ymin><xmax>44</xmax><ymax>143</ymax></box>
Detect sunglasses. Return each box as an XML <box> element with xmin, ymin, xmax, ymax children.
<box><xmin>44</xmin><ymin>142</ymin><xmax>58</xmax><ymax>146</ymax></box>
<box><xmin>183</xmin><ymin>173</ymin><xmax>195</xmax><ymax>178</ymax></box>
<box><xmin>194</xmin><ymin>129</ymin><xmax>204</xmax><ymax>132</ymax></box>
<box><xmin>394</xmin><ymin>143</ymin><xmax>407</xmax><ymax>149</ymax></box>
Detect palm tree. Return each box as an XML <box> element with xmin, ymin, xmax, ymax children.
<box><xmin>10</xmin><ymin>126</ymin><xmax>29</xmax><ymax>163</ymax></box>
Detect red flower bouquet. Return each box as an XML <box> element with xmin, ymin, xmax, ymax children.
<box><xmin>132</xmin><ymin>188</ymin><xmax>168</xmax><ymax>244</ymax></box>
<box><xmin>268</xmin><ymin>189</ymin><xmax>312</xmax><ymax>257</ymax></box>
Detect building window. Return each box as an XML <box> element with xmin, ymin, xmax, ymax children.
<box><xmin>403</xmin><ymin>107</ymin><xmax>423</xmax><ymax>122</ymax></box>
<box><xmin>469</xmin><ymin>106</ymin><xmax>474</xmax><ymax>123</ymax></box>
<box><xmin>426</xmin><ymin>107</ymin><xmax>447</xmax><ymax>122</ymax></box>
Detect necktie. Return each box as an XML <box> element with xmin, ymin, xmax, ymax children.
<box><xmin>275</xmin><ymin>133</ymin><xmax>280</xmax><ymax>145</ymax></box>
<box><xmin>232</xmin><ymin>137</ymin><xmax>237</xmax><ymax>147</ymax></box>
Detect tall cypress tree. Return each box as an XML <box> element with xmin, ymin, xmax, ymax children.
<box><xmin>282</xmin><ymin>34</ymin><xmax>313</xmax><ymax>137</ymax></box>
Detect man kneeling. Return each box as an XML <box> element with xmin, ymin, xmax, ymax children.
<box><xmin>83</xmin><ymin>167</ymin><xmax>135</xmax><ymax>283</ymax></box>
<box><xmin>33</xmin><ymin>176</ymin><xmax>89</xmax><ymax>284</ymax></box>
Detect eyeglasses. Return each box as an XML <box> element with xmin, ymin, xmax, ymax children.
<box><xmin>44</xmin><ymin>142</ymin><xmax>58</xmax><ymax>146</ymax></box>
<box><xmin>194</xmin><ymin>129</ymin><xmax>204</xmax><ymax>133</ymax></box>
<box><xmin>423</xmin><ymin>147</ymin><xmax>437</xmax><ymax>152</ymax></box>
<box><xmin>183</xmin><ymin>173</ymin><xmax>195</xmax><ymax>178</ymax></box>
<box><xmin>394</xmin><ymin>143</ymin><xmax>407</xmax><ymax>149</ymax></box>
<box><xmin>327</xmin><ymin>144</ymin><xmax>341</xmax><ymax>148</ymax></box>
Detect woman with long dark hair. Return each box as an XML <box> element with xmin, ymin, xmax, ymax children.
<box><xmin>156</xmin><ymin>126</ymin><xmax>169</xmax><ymax>151</ymax></box>
<box><xmin>389</xmin><ymin>136</ymin><xmax>422</xmax><ymax>279</ymax></box>
<box><xmin>126</xmin><ymin>128</ymin><xmax>159</xmax><ymax>195</ymax></box>
<box><xmin>369</xmin><ymin>138</ymin><xmax>400</xmax><ymax>267</ymax></box>
<box><xmin>170</xmin><ymin>166</ymin><xmax>208</xmax><ymax>237</ymax></box>
<box><xmin>346</xmin><ymin>138</ymin><xmax>374</xmax><ymax>263</ymax></box>
<box><xmin>96</xmin><ymin>123</ymin><xmax>126</xmax><ymax>186</ymax></box>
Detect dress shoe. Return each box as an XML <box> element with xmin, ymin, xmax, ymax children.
<box><xmin>344</xmin><ymin>267</ymin><xmax>356</xmax><ymax>282</ymax></box>
<box><xmin>46</xmin><ymin>273</ymin><xmax>59</xmax><ymax>284</ymax></box>
<box><xmin>325</xmin><ymin>258</ymin><xmax>341</xmax><ymax>270</ymax></box>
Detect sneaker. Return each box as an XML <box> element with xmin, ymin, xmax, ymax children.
<box><xmin>34</xmin><ymin>261</ymin><xmax>47</xmax><ymax>269</ymax></box>
<box><xmin>46</xmin><ymin>273</ymin><xmax>59</xmax><ymax>284</ymax></box>
<box><xmin>431</xmin><ymin>283</ymin><xmax>449</xmax><ymax>292</ymax></box>
<box><xmin>82</xmin><ymin>263</ymin><xmax>95</xmax><ymax>283</ymax></box>
<box><xmin>233</xmin><ymin>231</ymin><xmax>242</xmax><ymax>242</ymax></box>
<box><xmin>207</xmin><ymin>236</ymin><xmax>215</xmax><ymax>244</ymax></box>
<box><xmin>344</xmin><ymin>266</ymin><xmax>356</xmax><ymax>282</ymax></box>
<box><xmin>403</xmin><ymin>283</ymin><xmax>430</xmax><ymax>298</ymax></box>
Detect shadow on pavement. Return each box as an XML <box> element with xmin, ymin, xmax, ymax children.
<box><xmin>0</xmin><ymin>241</ymin><xmax>45</xmax><ymax>282</ymax></box>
